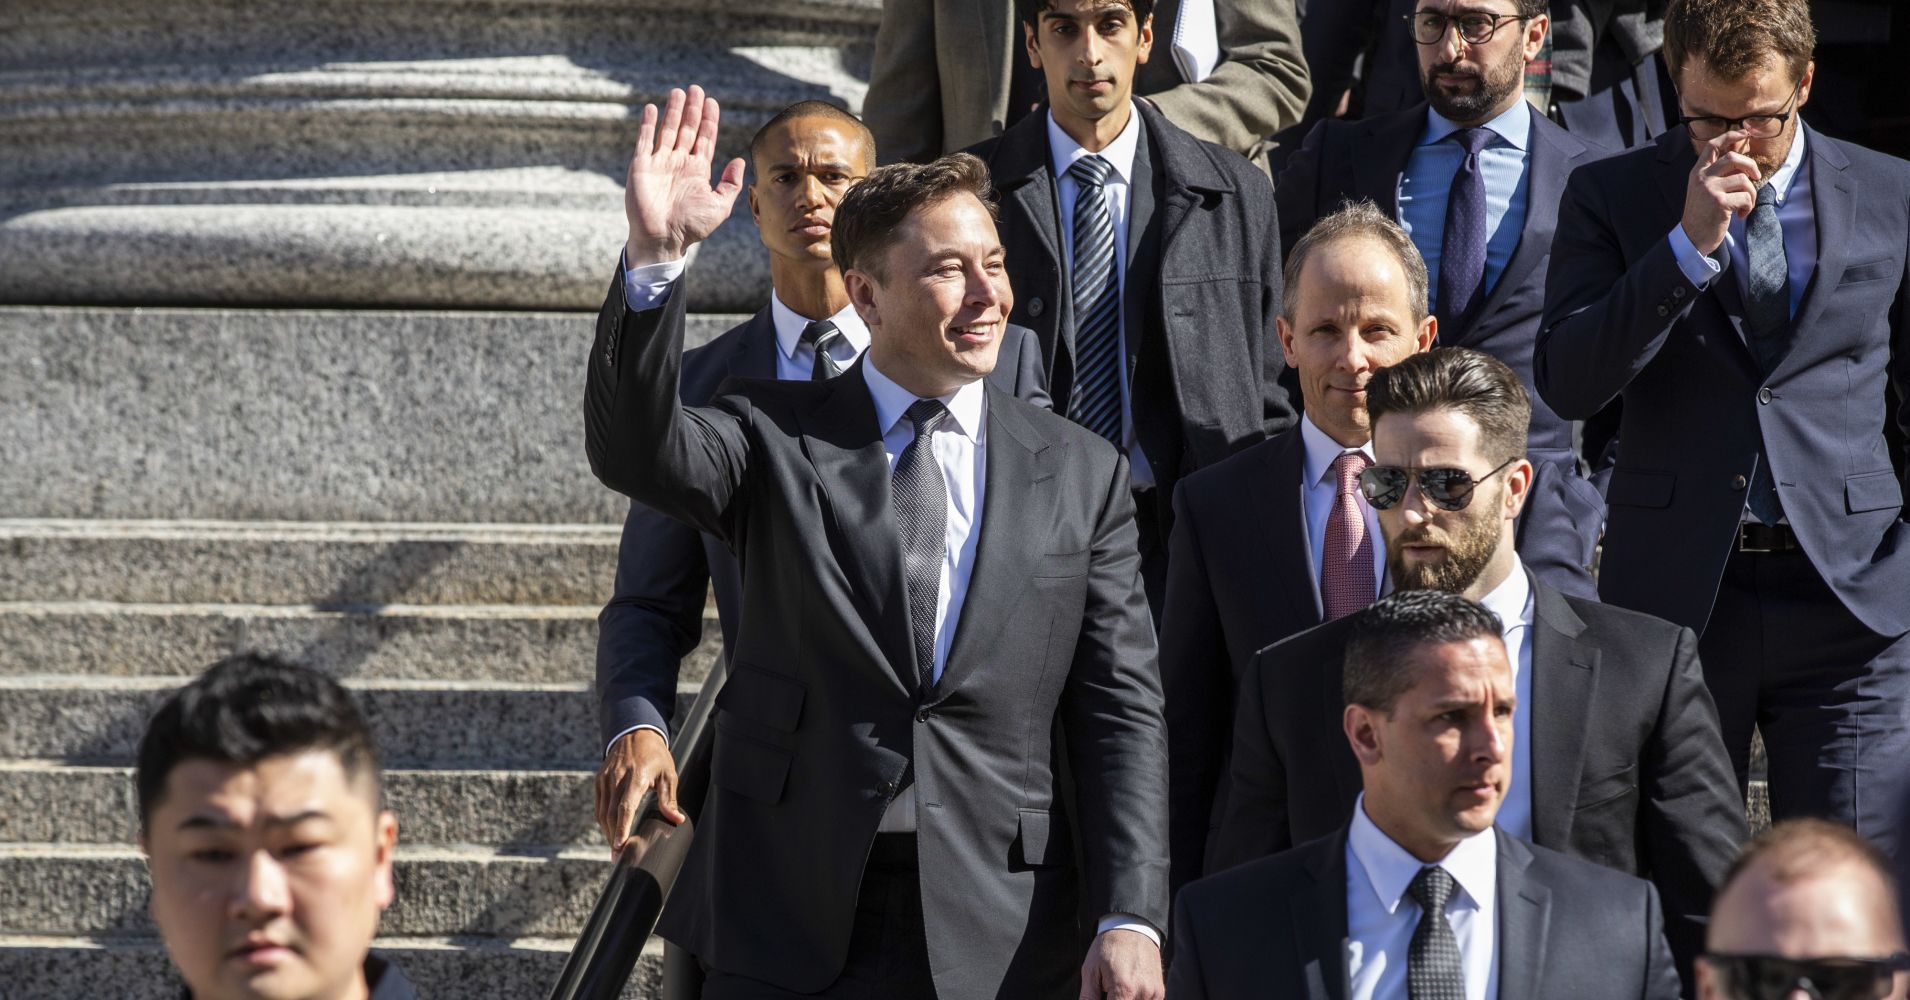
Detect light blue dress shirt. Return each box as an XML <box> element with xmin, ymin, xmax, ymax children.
<box><xmin>1397</xmin><ymin>101</ymin><xmax>1534</xmax><ymax>317</ymax></box>
<box><xmin>1667</xmin><ymin>126</ymin><xmax>1815</xmax><ymax>319</ymax></box>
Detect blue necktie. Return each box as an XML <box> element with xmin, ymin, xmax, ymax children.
<box><xmin>1744</xmin><ymin>182</ymin><xmax>1788</xmax><ymax>524</ymax></box>
<box><xmin>1436</xmin><ymin>128</ymin><xmax>1494</xmax><ymax>340</ymax></box>
<box><xmin>1067</xmin><ymin>155</ymin><xmax>1124</xmax><ymax>446</ymax></box>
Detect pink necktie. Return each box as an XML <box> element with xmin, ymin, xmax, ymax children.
<box><xmin>1322</xmin><ymin>451</ymin><xmax>1377</xmax><ymax>620</ymax></box>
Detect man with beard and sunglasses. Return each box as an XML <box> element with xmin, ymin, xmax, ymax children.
<box><xmin>1697</xmin><ymin>819</ymin><xmax>1910</xmax><ymax>1000</ymax></box>
<box><xmin>1209</xmin><ymin>346</ymin><xmax>1745</xmax><ymax>986</ymax></box>
<box><xmin>1272</xmin><ymin>0</ymin><xmax>1610</xmax><ymax>600</ymax></box>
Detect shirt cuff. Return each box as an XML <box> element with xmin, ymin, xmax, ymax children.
<box><xmin>605</xmin><ymin>724</ymin><xmax>667</xmax><ymax>759</ymax></box>
<box><xmin>1096</xmin><ymin>914</ymin><xmax>1162</xmax><ymax>949</ymax></box>
<box><xmin>621</xmin><ymin>251</ymin><xmax>687</xmax><ymax>311</ymax></box>
<box><xmin>1667</xmin><ymin>224</ymin><xmax>1723</xmax><ymax>290</ymax></box>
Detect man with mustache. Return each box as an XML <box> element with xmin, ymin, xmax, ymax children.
<box><xmin>1210</xmin><ymin>347</ymin><xmax>1745</xmax><ymax>985</ymax></box>
<box><xmin>1170</xmin><ymin>590</ymin><xmax>1683</xmax><ymax>1000</ymax></box>
<box><xmin>1537</xmin><ymin>0</ymin><xmax>1910</xmax><ymax>855</ymax></box>
<box><xmin>1274</xmin><ymin>0</ymin><xmax>1608</xmax><ymax>601</ymax></box>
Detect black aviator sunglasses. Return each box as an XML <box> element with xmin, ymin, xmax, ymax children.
<box><xmin>1359</xmin><ymin>458</ymin><xmax>1517</xmax><ymax>511</ymax></box>
<box><xmin>1703</xmin><ymin>951</ymin><xmax>1910</xmax><ymax>1000</ymax></box>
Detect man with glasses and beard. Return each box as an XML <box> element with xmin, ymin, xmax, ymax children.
<box><xmin>1273</xmin><ymin>0</ymin><xmax>1609</xmax><ymax>599</ymax></box>
<box><xmin>1210</xmin><ymin>347</ymin><xmax>1745</xmax><ymax>985</ymax></box>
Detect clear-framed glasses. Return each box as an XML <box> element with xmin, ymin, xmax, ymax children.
<box><xmin>1677</xmin><ymin>80</ymin><xmax>1804</xmax><ymax>140</ymax></box>
<box><xmin>1405</xmin><ymin>11</ymin><xmax>1531</xmax><ymax>46</ymax></box>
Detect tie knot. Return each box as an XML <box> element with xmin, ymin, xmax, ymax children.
<box><xmin>800</xmin><ymin>319</ymin><xmax>842</xmax><ymax>349</ymax></box>
<box><xmin>1755</xmin><ymin>181</ymin><xmax>1778</xmax><ymax>208</ymax></box>
<box><xmin>1070</xmin><ymin>154</ymin><xmax>1114</xmax><ymax>188</ymax></box>
<box><xmin>1450</xmin><ymin>127</ymin><xmax>1494</xmax><ymax>157</ymax></box>
<box><xmin>1407</xmin><ymin>865</ymin><xmax>1456</xmax><ymax>914</ymax></box>
<box><xmin>905</xmin><ymin>398</ymin><xmax>950</xmax><ymax>436</ymax></box>
<box><xmin>1331</xmin><ymin>451</ymin><xmax>1370</xmax><ymax>492</ymax></box>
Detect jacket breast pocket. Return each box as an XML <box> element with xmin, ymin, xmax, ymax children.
<box><xmin>1012</xmin><ymin>808</ymin><xmax>1072</xmax><ymax>869</ymax></box>
<box><xmin>1846</xmin><ymin>471</ymin><xmax>1904</xmax><ymax>515</ymax></box>
<box><xmin>1606</xmin><ymin>468</ymin><xmax>1675</xmax><ymax>509</ymax></box>
<box><xmin>1838</xmin><ymin>258</ymin><xmax>1897</xmax><ymax>286</ymax></box>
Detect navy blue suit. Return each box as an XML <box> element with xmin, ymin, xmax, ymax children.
<box><xmin>1538</xmin><ymin>124</ymin><xmax>1910</xmax><ymax>850</ymax></box>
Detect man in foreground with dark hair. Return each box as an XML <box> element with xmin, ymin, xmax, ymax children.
<box><xmin>1170</xmin><ymin>590</ymin><xmax>1681</xmax><ymax>999</ymax></box>
<box><xmin>585</xmin><ymin>86</ymin><xmax>1167</xmax><ymax>1000</ymax></box>
<box><xmin>1212</xmin><ymin>346</ymin><xmax>1744</xmax><ymax>982</ymax></box>
<box><xmin>136</xmin><ymin>654</ymin><xmax>409</xmax><ymax>1000</ymax></box>
<box><xmin>1697</xmin><ymin>819</ymin><xmax>1909</xmax><ymax>1000</ymax></box>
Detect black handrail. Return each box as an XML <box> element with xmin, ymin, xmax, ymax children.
<box><xmin>547</xmin><ymin>653</ymin><xmax>730</xmax><ymax>1000</ymax></box>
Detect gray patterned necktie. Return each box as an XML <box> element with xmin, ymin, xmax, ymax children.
<box><xmin>1406</xmin><ymin>866</ymin><xmax>1466</xmax><ymax>1000</ymax></box>
<box><xmin>800</xmin><ymin>319</ymin><xmax>846</xmax><ymax>381</ymax></box>
<box><xmin>1066</xmin><ymin>154</ymin><xmax>1124</xmax><ymax>445</ymax></box>
<box><xmin>1744</xmin><ymin>182</ymin><xmax>1787</xmax><ymax>524</ymax></box>
<box><xmin>891</xmin><ymin>399</ymin><xmax>950</xmax><ymax>689</ymax></box>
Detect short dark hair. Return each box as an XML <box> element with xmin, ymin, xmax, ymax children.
<box><xmin>1663</xmin><ymin>0</ymin><xmax>1814</xmax><ymax>83</ymax></box>
<box><xmin>1343</xmin><ymin>591</ymin><xmax>1504</xmax><ymax>712</ymax></box>
<box><xmin>136</xmin><ymin>654</ymin><xmax>383</xmax><ymax>832</ymax></box>
<box><xmin>747</xmin><ymin>99</ymin><xmax>875</xmax><ymax>177</ymax></box>
<box><xmin>832</xmin><ymin>152</ymin><xmax>996</xmax><ymax>280</ymax></box>
<box><xmin>1016</xmin><ymin>0</ymin><xmax>1156</xmax><ymax>30</ymax></box>
<box><xmin>1367</xmin><ymin>347</ymin><xmax>1531</xmax><ymax>466</ymax></box>
<box><xmin>1284</xmin><ymin>199</ymin><xmax>1430</xmax><ymax>323</ymax></box>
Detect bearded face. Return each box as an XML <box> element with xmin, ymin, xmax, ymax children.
<box><xmin>1386</xmin><ymin>478</ymin><xmax>1506</xmax><ymax>594</ymax></box>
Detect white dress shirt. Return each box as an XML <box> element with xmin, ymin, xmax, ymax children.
<box><xmin>1346</xmin><ymin>795</ymin><xmax>1500</xmax><ymax>1000</ymax></box>
<box><xmin>1300</xmin><ymin>414</ymin><xmax>1388</xmax><ymax>593</ymax></box>
<box><xmin>1048</xmin><ymin>106</ymin><xmax>1157</xmax><ymax>488</ymax></box>
<box><xmin>1474</xmin><ymin>563</ymin><xmax>1535</xmax><ymax>843</ymax></box>
<box><xmin>1667</xmin><ymin>125</ymin><xmax>1816</xmax><ymax>317</ymax></box>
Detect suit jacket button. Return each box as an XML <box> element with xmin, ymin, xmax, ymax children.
<box><xmin>1759</xmin><ymin>387</ymin><xmax>1774</xmax><ymax>404</ymax></box>
<box><xmin>1656</xmin><ymin>305</ymin><xmax>1670</xmax><ymax>317</ymax></box>
<box><xmin>915</xmin><ymin>708</ymin><xmax>931</xmax><ymax>722</ymax></box>
<box><xmin>1732</xmin><ymin>474</ymin><xmax>1748</xmax><ymax>491</ymax></box>
<box><xmin>1673</xmin><ymin>286</ymin><xmax>1686</xmax><ymax>299</ymax></box>
<box><xmin>878</xmin><ymin>780</ymin><xmax>897</xmax><ymax>796</ymax></box>
<box><xmin>1028</xmin><ymin>297</ymin><xmax>1045</xmax><ymax>317</ymax></box>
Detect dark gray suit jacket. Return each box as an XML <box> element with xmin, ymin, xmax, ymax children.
<box><xmin>1168</xmin><ymin>827</ymin><xmax>1682</xmax><ymax>1000</ymax></box>
<box><xmin>584</xmin><ymin>273</ymin><xmax>1169</xmax><ymax>999</ymax></box>
<box><xmin>966</xmin><ymin>100</ymin><xmax>1294</xmax><ymax>507</ymax></box>
<box><xmin>1537</xmin><ymin>125</ymin><xmax>1910</xmax><ymax>637</ymax></box>
<box><xmin>595</xmin><ymin>298</ymin><xmax>1051</xmax><ymax>749</ymax></box>
<box><xmin>1209</xmin><ymin>572</ymin><xmax>1745</xmax><ymax>977</ymax></box>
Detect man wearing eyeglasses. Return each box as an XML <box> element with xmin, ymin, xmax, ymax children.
<box><xmin>1274</xmin><ymin>0</ymin><xmax>1611</xmax><ymax>603</ymax></box>
<box><xmin>1536</xmin><ymin>0</ymin><xmax>1910</xmax><ymax>857</ymax></box>
<box><xmin>1697</xmin><ymin>819</ymin><xmax>1909</xmax><ymax>1000</ymax></box>
<box><xmin>1209</xmin><ymin>346</ymin><xmax>1745</xmax><ymax>986</ymax></box>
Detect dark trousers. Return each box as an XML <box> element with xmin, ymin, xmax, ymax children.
<box><xmin>700</xmin><ymin>834</ymin><xmax>936</xmax><ymax>999</ymax></box>
<box><xmin>1698</xmin><ymin>546</ymin><xmax>1910</xmax><ymax>856</ymax></box>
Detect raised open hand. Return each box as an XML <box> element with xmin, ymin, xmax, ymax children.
<box><xmin>624</xmin><ymin>85</ymin><xmax>747</xmax><ymax>267</ymax></box>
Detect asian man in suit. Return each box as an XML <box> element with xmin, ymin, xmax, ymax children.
<box><xmin>585</xmin><ymin>87</ymin><xmax>1169</xmax><ymax>999</ymax></box>
<box><xmin>1210</xmin><ymin>347</ymin><xmax>1744</xmax><ymax>983</ymax></box>
<box><xmin>1170</xmin><ymin>590</ymin><xmax>1682</xmax><ymax>1000</ymax></box>
<box><xmin>1535</xmin><ymin>0</ymin><xmax>1910</xmax><ymax>854</ymax></box>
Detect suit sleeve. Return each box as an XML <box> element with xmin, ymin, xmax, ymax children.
<box><xmin>1160</xmin><ymin>480</ymin><xmax>1231</xmax><ymax>892</ymax></box>
<box><xmin>1272</xmin><ymin>118</ymin><xmax>1329</xmax><ymax>255</ymax></box>
<box><xmin>1145</xmin><ymin>0</ymin><xmax>1312</xmax><ymax>156</ymax></box>
<box><xmin>1535</xmin><ymin>166</ymin><xmax>1710</xmax><ymax>420</ymax></box>
<box><xmin>1165</xmin><ymin>891</ymin><xmax>1210</xmax><ymax>1000</ymax></box>
<box><xmin>862</xmin><ymin>0</ymin><xmax>944</xmax><ymax>164</ymax></box>
<box><xmin>583</xmin><ymin>266</ymin><xmax>752</xmax><ymax>541</ymax></box>
<box><xmin>1640</xmin><ymin>881</ymin><xmax>1685</xmax><ymax>1000</ymax></box>
<box><xmin>1639</xmin><ymin>625</ymin><xmax>1748</xmax><ymax>986</ymax></box>
<box><xmin>595</xmin><ymin>497</ymin><xmax>712</xmax><ymax>749</ymax></box>
<box><xmin>1207</xmin><ymin>648</ymin><xmax>1292</xmax><ymax>873</ymax></box>
<box><xmin>1061</xmin><ymin>452</ymin><xmax>1172</xmax><ymax>935</ymax></box>
<box><xmin>1891</xmin><ymin>217</ymin><xmax>1910</xmax><ymax>495</ymax></box>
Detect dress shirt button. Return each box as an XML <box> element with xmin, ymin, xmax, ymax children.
<box><xmin>1028</xmin><ymin>296</ymin><xmax>1045</xmax><ymax>317</ymax></box>
<box><xmin>1732</xmin><ymin>474</ymin><xmax>1749</xmax><ymax>491</ymax></box>
<box><xmin>1759</xmin><ymin>387</ymin><xmax>1774</xmax><ymax>405</ymax></box>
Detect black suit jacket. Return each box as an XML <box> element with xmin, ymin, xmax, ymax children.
<box><xmin>583</xmin><ymin>273</ymin><xmax>1169</xmax><ymax>999</ymax></box>
<box><xmin>595</xmin><ymin>299</ymin><xmax>1052</xmax><ymax>748</ymax></box>
<box><xmin>1168</xmin><ymin>827</ymin><xmax>1682</xmax><ymax>1000</ymax></box>
<box><xmin>1274</xmin><ymin>102</ymin><xmax>1611</xmax><ymax>591</ymax></box>
<box><xmin>965</xmin><ymin>100</ymin><xmax>1295</xmax><ymax>504</ymax></box>
<box><xmin>1209</xmin><ymin>571</ymin><xmax>1745</xmax><ymax>976</ymax></box>
<box><xmin>1537</xmin><ymin>125</ymin><xmax>1910</xmax><ymax>637</ymax></box>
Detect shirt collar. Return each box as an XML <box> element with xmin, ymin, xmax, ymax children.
<box><xmin>1422</xmin><ymin>98</ymin><xmax>1531</xmax><ymax>152</ymax></box>
<box><xmin>861</xmin><ymin>352</ymin><xmax>987</xmax><ymax>444</ymax></box>
<box><xmin>1349</xmin><ymin>793</ymin><xmax>1499</xmax><ymax>916</ymax></box>
<box><xmin>1047</xmin><ymin>102</ymin><xmax>1144</xmax><ymax>186</ymax></box>
<box><xmin>1764</xmin><ymin>125</ymin><xmax>1809</xmax><ymax>206</ymax></box>
<box><xmin>1474</xmin><ymin>559</ymin><xmax>1533</xmax><ymax>633</ymax></box>
<box><xmin>769</xmin><ymin>290</ymin><xmax>871</xmax><ymax>362</ymax></box>
<box><xmin>1299</xmin><ymin>413</ymin><xmax>1376</xmax><ymax>489</ymax></box>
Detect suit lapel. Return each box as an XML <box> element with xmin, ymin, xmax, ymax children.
<box><xmin>728</xmin><ymin>306</ymin><xmax>780</xmax><ymax>380</ymax></box>
<box><xmin>1774</xmin><ymin>128</ymin><xmax>1852</xmax><ymax>379</ymax></box>
<box><xmin>1144</xmin><ymin>101</ymin><xmax>1237</xmax><ymax>287</ymax></box>
<box><xmin>1292</xmin><ymin>833</ymin><xmax>1353</xmax><ymax>1000</ymax></box>
<box><xmin>1360</xmin><ymin>107</ymin><xmax>1425</xmax><ymax>220</ymax></box>
<box><xmin>1527</xmin><ymin>577</ymin><xmax>1596</xmax><ymax>851</ymax></box>
<box><xmin>1495</xmin><ymin>831</ymin><xmax>1554</xmax><ymax>1000</ymax></box>
<box><xmin>995</xmin><ymin>120</ymin><xmax>1069</xmax><ymax>362</ymax></box>
<box><xmin>1248</xmin><ymin>431</ymin><xmax>1326</xmax><ymax>624</ymax></box>
<box><xmin>796</xmin><ymin>358</ymin><xmax>915</xmax><ymax>695</ymax></box>
<box><xmin>1467</xmin><ymin>108</ymin><xmax>1573</xmax><ymax>343</ymax></box>
<box><xmin>937</xmin><ymin>388</ymin><xmax>1055</xmax><ymax>695</ymax></box>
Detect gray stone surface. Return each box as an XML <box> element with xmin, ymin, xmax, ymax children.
<box><xmin>0</xmin><ymin>936</ymin><xmax>663</xmax><ymax>1000</ymax></box>
<box><xmin>0</xmin><ymin>677</ymin><xmax>697</xmax><ymax>768</ymax></box>
<box><xmin>0</xmin><ymin>307</ymin><xmax>745</xmax><ymax>522</ymax></box>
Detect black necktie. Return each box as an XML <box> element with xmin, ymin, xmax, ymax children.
<box><xmin>1436</xmin><ymin>128</ymin><xmax>1493</xmax><ymax>341</ymax></box>
<box><xmin>1744</xmin><ymin>182</ymin><xmax>1787</xmax><ymax>524</ymax></box>
<box><xmin>891</xmin><ymin>399</ymin><xmax>950</xmax><ymax>689</ymax></box>
<box><xmin>1067</xmin><ymin>154</ymin><xmax>1124</xmax><ymax>445</ymax></box>
<box><xmin>1406</xmin><ymin>866</ymin><xmax>1466</xmax><ymax>1000</ymax></box>
<box><xmin>800</xmin><ymin>319</ymin><xmax>846</xmax><ymax>381</ymax></box>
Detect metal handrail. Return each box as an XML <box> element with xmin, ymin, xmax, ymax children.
<box><xmin>546</xmin><ymin>652</ymin><xmax>730</xmax><ymax>1000</ymax></box>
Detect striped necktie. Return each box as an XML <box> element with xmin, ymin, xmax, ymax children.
<box><xmin>1067</xmin><ymin>154</ymin><xmax>1124</xmax><ymax>445</ymax></box>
